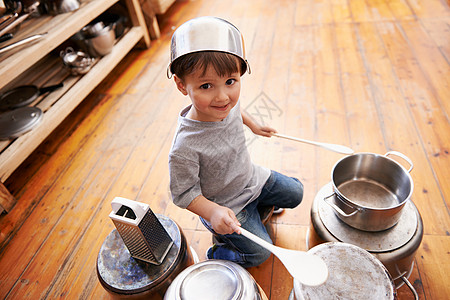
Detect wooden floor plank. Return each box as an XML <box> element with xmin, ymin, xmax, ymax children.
<box><xmin>370</xmin><ymin>20</ymin><xmax>450</xmax><ymax>234</ymax></box>
<box><xmin>415</xmin><ymin>235</ymin><xmax>450</xmax><ymax>299</ymax></box>
<box><xmin>385</xmin><ymin>0</ymin><xmax>416</xmax><ymax>21</ymax></box>
<box><xmin>405</xmin><ymin>0</ymin><xmax>450</xmax><ymax>19</ymax></box>
<box><xmin>315</xmin><ymin>23</ymin><xmax>351</xmax><ymax>185</ymax></box>
<box><xmin>335</xmin><ymin>22</ymin><xmax>386</xmax><ymax>153</ymax></box>
<box><xmin>420</xmin><ymin>18</ymin><xmax>450</xmax><ymax>63</ymax></box>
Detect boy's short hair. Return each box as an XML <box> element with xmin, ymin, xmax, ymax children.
<box><xmin>171</xmin><ymin>51</ymin><xmax>246</xmax><ymax>79</ymax></box>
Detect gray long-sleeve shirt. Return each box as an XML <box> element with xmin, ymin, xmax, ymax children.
<box><xmin>169</xmin><ymin>101</ymin><xmax>270</xmax><ymax>214</ymax></box>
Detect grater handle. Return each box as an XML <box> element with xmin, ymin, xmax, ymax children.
<box><xmin>111</xmin><ymin>197</ymin><xmax>149</xmax><ymax>220</ymax></box>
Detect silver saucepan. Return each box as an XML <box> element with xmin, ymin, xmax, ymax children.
<box><xmin>324</xmin><ymin>151</ymin><xmax>414</xmax><ymax>232</ymax></box>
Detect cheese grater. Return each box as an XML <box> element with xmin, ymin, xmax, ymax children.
<box><xmin>109</xmin><ymin>197</ymin><xmax>173</xmax><ymax>265</ymax></box>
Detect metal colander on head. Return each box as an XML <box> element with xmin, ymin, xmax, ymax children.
<box><xmin>109</xmin><ymin>197</ymin><xmax>173</xmax><ymax>265</ymax></box>
<box><xmin>167</xmin><ymin>16</ymin><xmax>250</xmax><ymax>78</ymax></box>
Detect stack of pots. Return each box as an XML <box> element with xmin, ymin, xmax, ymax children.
<box><xmin>326</xmin><ymin>151</ymin><xmax>414</xmax><ymax>232</ymax></box>
<box><xmin>303</xmin><ymin>151</ymin><xmax>422</xmax><ymax>299</ymax></box>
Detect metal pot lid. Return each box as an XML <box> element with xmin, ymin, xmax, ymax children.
<box><xmin>0</xmin><ymin>107</ymin><xmax>42</xmax><ymax>140</ymax></box>
<box><xmin>179</xmin><ymin>260</ymin><xmax>243</xmax><ymax>300</ymax></box>
<box><xmin>295</xmin><ymin>242</ymin><xmax>396</xmax><ymax>300</ymax></box>
<box><xmin>316</xmin><ymin>183</ymin><xmax>418</xmax><ymax>252</ymax></box>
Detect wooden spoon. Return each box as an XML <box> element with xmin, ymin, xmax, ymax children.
<box><xmin>273</xmin><ymin>133</ymin><xmax>354</xmax><ymax>155</ymax></box>
<box><xmin>240</xmin><ymin>228</ymin><xmax>328</xmax><ymax>287</ymax></box>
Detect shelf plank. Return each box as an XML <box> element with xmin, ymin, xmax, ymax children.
<box><xmin>0</xmin><ymin>26</ymin><xmax>144</xmax><ymax>182</ymax></box>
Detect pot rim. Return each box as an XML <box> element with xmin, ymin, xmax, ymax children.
<box><xmin>330</xmin><ymin>151</ymin><xmax>414</xmax><ymax>211</ymax></box>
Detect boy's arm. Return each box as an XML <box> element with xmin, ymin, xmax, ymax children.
<box><xmin>241</xmin><ymin>110</ymin><xmax>277</xmax><ymax>137</ymax></box>
<box><xmin>187</xmin><ymin>194</ymin><xmax>241</xmax><ymax>235</ymax></box>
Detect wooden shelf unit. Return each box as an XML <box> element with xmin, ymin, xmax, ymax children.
<box><xmin>0</xmin><ymin>0</ymin><xmax>150</xmax><ymax>213</ymax></box>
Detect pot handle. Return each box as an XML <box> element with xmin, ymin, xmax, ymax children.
<box><xmin>385</xmin><ymin>151</ymin><xmax>413</xmax><ymax>173</ymax></box>
<box><xmin>401</xmin><ymin>275</ymin><xmax>419</xmax><ymax>300</ymax></box>
<box><xmin>323</xmin><ymin>194</ymin><xmax>359</xmax><ymax>217</ymax></box>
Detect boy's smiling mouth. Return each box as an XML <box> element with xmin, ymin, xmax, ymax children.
<box><xmin>212</xmin><ymin>103</ymin><xmax>229</xmax><ymax>111</ymax></box>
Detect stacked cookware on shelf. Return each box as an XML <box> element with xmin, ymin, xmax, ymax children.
<box><xmin>0</xmin><ymin>0</ymin><xmax>127</xmax><ymax>140</ymax></box>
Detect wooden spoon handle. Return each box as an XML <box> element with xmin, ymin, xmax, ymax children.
<box><xmin>273</xmin><ymin>133</ymin><xmax>354</xmax><ymax>155</ymax></box>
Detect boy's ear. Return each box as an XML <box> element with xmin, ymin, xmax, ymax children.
<box><xmin>173</xmin><ymin>75</ymin><xmax>188</xmax><ymax>95</ymax></box>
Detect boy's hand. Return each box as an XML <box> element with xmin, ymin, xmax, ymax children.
<box><xmin>186</xmin><ymin>195</ymin><xmax>241</xmax><ymax>235</ymax></box>
<box><xmin>210</xmin><ymin>205</ymin><xmax>241</xmax><ymax>235</ymax></box>
<box><xmin>252</xmin><ymin>125</ymin><xmax>277</xmax><ymax>138</ymax></box>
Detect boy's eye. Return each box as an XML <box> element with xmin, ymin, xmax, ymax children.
<box><xmin>226</xmin><ymin>79</ymin><xmax>236</xmax><ymax>85</ymax></box>
<box><xmin>200</xmin><ymin>83</ymin><xmax>211</xmax><ymax>89</ymax></box>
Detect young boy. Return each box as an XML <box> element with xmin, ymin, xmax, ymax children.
<box><xmin>168</xmin><ymin>16</ymin><xmax>303</xmax><ymax>268</ymax></box>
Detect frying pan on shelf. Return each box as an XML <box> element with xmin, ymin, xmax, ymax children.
<box><xmin>0</xmin><ymin>82</ymin><xmax>63</xmax><ymax>110</ymax></box>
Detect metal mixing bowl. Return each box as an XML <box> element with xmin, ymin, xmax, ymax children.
<box><xmin>42</xmin><ymin>0</ymin><xmax>81</xmax><ymax>15</ymax></box>
<box><xmin>71</xmin><ymin>24</ymin><xmax>116</xmax><ymax>57</ymax></box>
<box><xmin>167</xmin><ymin>16</ymin><xmax>250</xmax><ymax>78</ymax></box>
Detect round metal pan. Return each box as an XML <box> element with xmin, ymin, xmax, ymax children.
<box><xmin>0</xmin><ymin>82</ymin><xmax>63</xmax><ymax>110</ymax></box>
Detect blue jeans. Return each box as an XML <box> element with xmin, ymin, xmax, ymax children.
<box><xmin>201</xmin><ymin>170</ymin><xmax>303</xmax><ymax>268</ymax></box>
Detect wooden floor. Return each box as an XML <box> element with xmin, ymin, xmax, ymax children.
<box><xmin>1</xmin><ymin>0</ymin><xmax>449</xmax><ymax>299</ymax></box>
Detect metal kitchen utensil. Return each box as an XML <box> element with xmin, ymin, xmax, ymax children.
<box><xmin>0</xmin><ymin>32</ymin><xmax>47</xmax><ymax>54</ymax></box>
<box><xmin>273</xmin><ymin>133</ymin><xmax>354</xmax><ymax>155</ymax></box>
<box><xmin>240</xmin><ymin>228</ymin><xmax>328</xmax><ymax>287</ymax></box>
<box><xmin>168</xmin><ymin>16</ymin><xmax>250</xmax><ymax>78</ymax></box>
<box><xmin>109</xmin><ymin>197</ymin><xmax>173</xmax><ymax>265</ymax></box>
<box><xmin>0</xmin><ymin>2</ymin><xmax>39</xmax><ymax>37</ymax></box>
<box><xmin>0</xmin><ymin>33</ymin><xmax>14</xmax><ymax>43</ymax></box>
<box><xmin>0</xmin><ymin>106</ymin><xmax>43</xmax><ymax>140</ymax></box>
<box><xmin>0</xmin><ymin>13</ymin><xmax>18</xmax><ymax>34</ymax></box>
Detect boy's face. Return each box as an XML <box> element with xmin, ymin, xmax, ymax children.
<box><xmin>174</xmin><ymin>64</ymin><xmax>241</xmax><ymax>122</ymax></box>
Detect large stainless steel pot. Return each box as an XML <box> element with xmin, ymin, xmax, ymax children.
<box><xmin>289</xmin><ymin>242</ymin><xmax>397</xmax><ymax>300</ymax></box>
<box><xmin>326</xmin><ymin>151</ymin><xmax>414</xmax><ymax>231</ymax></box>
<box><xmin>164</xmin><ymin>260</ymin><xmax>266</xmax><ymax>300</ymax></box>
